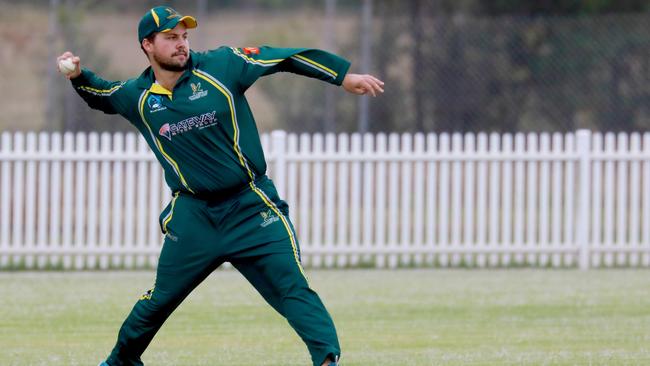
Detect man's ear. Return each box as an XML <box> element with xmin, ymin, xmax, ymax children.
<box><xmin>142</xmin><ymin>38</ymin><xmax>154</xmax><ymax>53</ymax></box>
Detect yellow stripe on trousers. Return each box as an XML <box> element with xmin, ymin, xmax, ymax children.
<box><xmin>162</xmin><ymin>192</ymin><xmax>179</xmax><ymax>233</ymax></box>
<box><xmin>249</xmin><ymin>182</ymin><xmax>308</xmax><ymax>283</ymax></box>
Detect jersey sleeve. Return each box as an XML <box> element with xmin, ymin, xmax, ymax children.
<box><xmin>70</xmin><ymin>69</ymin><xmax>127</xmax><ymax>115</ymax></box>
<box><xmin>227</xmin><ymin>46</ymin><xmax>351</xmax><ymax>91</ymax></box>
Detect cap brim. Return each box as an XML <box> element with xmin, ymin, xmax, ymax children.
<box><xmin>159</xmin><ymin>15</ymin><xmax>198</xmax><ymax>33</ymax></box>
<box><xmin>180</xmin><ymin>15</ymin><xmax>197</xmax><ymax>29</ymax></box>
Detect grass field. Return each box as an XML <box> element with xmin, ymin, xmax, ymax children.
<box><xmin>1</xmin><ymin>269</ymin><xmax>649</xmax><ymax>366</ymax></box>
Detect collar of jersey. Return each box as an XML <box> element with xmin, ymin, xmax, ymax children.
<box><xmin>136</xmin><ymin>50</ymin><xmax>198</xmax><ymax>91</ymax></box>
<box><xmin>150</xmin><ymin>82</ymin><xmax>173</xmax><ymax>97</ymax></box>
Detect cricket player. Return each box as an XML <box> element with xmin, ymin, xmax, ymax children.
<box><xmin>57</xmin><ymin>6</ymin><xmax>383</xmax><ymax>366</ymax></box>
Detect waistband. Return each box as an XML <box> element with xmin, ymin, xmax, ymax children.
<box><xmin>177</xmin><ymin>175</ymin><xmax>269</xmax><ymax>205</ymax></box>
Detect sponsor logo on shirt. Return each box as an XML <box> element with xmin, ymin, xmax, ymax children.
<box><xmin>159</xmin><ymin>123</ymin><xmax>172</xmax><ymax>140</ymax></box>
<box><xmin>158</xmin><ymin>110</ymin><xmax>218</xmax><ymax>141</ymax></box>
<box><xmin>148</xmin><ymin>94</ymin><xmax>167</xmax><ymax>113</ymax></box>
<box><xmin>189</xmin><ymin>82</ymin><xmax>208</xmax><ymax>101</ymax></box>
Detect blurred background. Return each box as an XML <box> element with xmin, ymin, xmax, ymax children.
<box><xmin>2</xmin><ymin>4</ymin><xmax>650</xmax><ymax>363</ymax></box>
<box><xmin>1</xmin><ymin>0</ymin><xmax>649</xmax><ymax>134</ymax></box>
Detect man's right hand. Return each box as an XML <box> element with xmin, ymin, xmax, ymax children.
<box><xmin>56</xmin><ymin>51</ymin><xmax>82</xmax><ymax>79</ymax></box>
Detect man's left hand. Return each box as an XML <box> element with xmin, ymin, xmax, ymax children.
<box><xmin>342</xmin><ymin>74</ymin><xmax>384</xmax><ymax>97</ymax></box>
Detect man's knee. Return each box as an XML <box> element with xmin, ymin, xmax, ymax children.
<box><xmin>132</xmin><ymin>287</ymin><xmax>179</xmax><ymax>321</ymax></box>
<box><xmin>271</xmin><ymin>265</ymin><xmax>309</xmax><ymax>296</ymax></box>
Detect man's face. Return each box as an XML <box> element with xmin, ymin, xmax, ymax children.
<box><xmin>143</xmin><ymin>23</ymin><xmax>189</xmax><ymax>72</ymax></box>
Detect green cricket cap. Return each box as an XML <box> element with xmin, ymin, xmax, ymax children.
<box><xmin>138</xmin><ymin>6</ymin><xmax>197</xmax><ymax>43</ymax></box>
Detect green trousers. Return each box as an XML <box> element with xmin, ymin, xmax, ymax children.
<box><xmin>105</xmin><ymin>176</ymin><xmax>340</xmax><ymax>366</ymax></box>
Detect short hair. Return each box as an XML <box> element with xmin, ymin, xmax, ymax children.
<box><xmin>140</xmin><ymin>33</ymin><xmax>158</xmax><ymax>56</ymax></box>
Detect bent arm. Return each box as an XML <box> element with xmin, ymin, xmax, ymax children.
<box><xmin>71</xmin><ymin>69</ymin><xmax>125</xmax><ymax>115</ymax></box>
<box><xmin>57</xmin><ymin>51</ymin><xmax>126</xmax><ymax>115</ymax></box>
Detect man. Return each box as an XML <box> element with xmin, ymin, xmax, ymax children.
<box><xmin>57</xmin><ymin>6</ymin><xmax>383</xmax><ymax>366</ymax></box>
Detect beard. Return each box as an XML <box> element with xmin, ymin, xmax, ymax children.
<box><xmin>153</xmin><ymin>51</ymin><xmax>188</xmax><ymax>72</ymax></box>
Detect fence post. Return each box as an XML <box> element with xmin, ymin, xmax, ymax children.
<box><xmin>272</xmin><ymin>130</ymin><xmax>287</xmax><ymax>198</ymax></box>
<box><xmin>576</xmin><ymin>129</ymin><xmax>591</xmax><ymax>270</ymax></box>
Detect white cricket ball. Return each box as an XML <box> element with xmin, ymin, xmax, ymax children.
<box><xmin>58</xmin><ymin>58</ymin><xmax>76</xmax><ymax>75</ymax></box>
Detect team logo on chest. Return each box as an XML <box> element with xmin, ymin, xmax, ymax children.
<box><xmin>189</xmin><ymin>82</ymin><xmax>208</xmax><ymax>101</ymax></box>
<box><xmin>147</xmin><ymin>94</ymin><xmax>167</xmax><ymax>113</ymax></box>
<box><xmin>158</xmin><ymin>110</ymin><xmax>218</xmax><ymax>141</ymax></box>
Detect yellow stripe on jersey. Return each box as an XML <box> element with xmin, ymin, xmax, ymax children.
<box><xmin>230</xmin><ymin>47</ymin><xmax>283</xmax><ymax>66</ymax></box>
<box><xmin>137</xmin><ymin>90</ymin><xmax>194</xmax><ymax>193</ymax></box>
<box><xmin>192</xmin><ymin>69</ymin><xmax>255</xmax><ymax>181</ymax></box>
<box><xmin>78</xmin><ymin>83</ymin><xmax>123</xmax><ymax>96</ymax></box>
<box><xmin>291</xmin><ymin>54</ymin><xmax>338</xmax><ymax>78</ymax></box>
<box><xmin>231</xmin><ymin>48</ymin><xmax>338</xmax><ymax>79</ymax></box>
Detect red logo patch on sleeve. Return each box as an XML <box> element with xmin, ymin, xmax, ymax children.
<box><xmin>243</xmin><ymin>47</ymin><xmax>260</xmax><ymax>55</ymax></box>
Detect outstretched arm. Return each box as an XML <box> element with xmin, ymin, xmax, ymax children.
<box><xmin>225</xmin><ymin>46</ymin><xmax>384</xmax><ymax>97</ymax></box>
<box><xmin>56</xmin><ymin>51</ymin><xmax>126</xmax><ymax>115</ymax></box>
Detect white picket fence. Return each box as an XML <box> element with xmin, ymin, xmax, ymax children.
<box><xmin>0</xmin><ymin>130</ymin><xmax>649</xmax><ymax>269</ymax></box>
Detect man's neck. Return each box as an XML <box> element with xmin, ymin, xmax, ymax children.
<box><xmin>151</xmin><ymin>65</ymin><xmax>185</xmax><ymax>92</ymax></box>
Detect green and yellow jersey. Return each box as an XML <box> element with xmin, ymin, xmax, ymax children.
<box><xmin>72</xmin><ymin>46</ymin><xmax>351</xmax><ymax>195</ymax></box>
